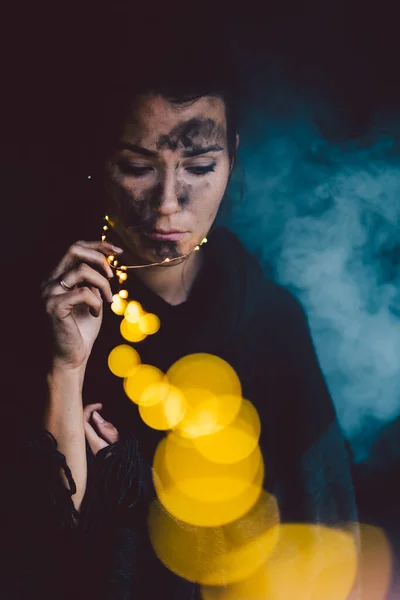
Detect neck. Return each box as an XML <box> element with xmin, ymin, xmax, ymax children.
<box><xmin>133</xmin><ymin>250</ymin><xmax>204</xmax><ymax>306</ymax></box>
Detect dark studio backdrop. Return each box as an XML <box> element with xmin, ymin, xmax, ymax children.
<box><xmin>1</xmin><ymin>5</ymin><xmax>400</xmax><ymax>564</ymax></box>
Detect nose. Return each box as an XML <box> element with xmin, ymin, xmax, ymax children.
<box><xmin>157</xmin><ymin>170</ymin><xmax>181</xmax><ymax>216</ymax></box>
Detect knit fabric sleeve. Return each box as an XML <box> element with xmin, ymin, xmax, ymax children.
<box><xmin>2</xmin><ymin>428</ymin><xmax>80</xmax><ymax>599</ymax></box>
<box><xmin>1</xmin><ymin>428</ymin><xmax>145</xmax><ymax>599</ymax></box>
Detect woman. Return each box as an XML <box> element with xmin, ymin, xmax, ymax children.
<box><xmin>3</xmin><ymin>28</ymin><xmax>357</xmax><ymax>600</ymax></box>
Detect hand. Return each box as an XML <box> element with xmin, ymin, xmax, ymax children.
<box><xmin>41</xmin><ymin>240</ymin><xmax>123</xmax><ymax>371</ymax></box>
<box><xmin>83</xmin><ymin>403</ymin><xmax>120</xmax><ymax>455</ymax></box>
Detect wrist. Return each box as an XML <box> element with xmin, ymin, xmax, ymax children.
<box><xmin>48</xmin><ymin>362</ymin><xmax>87</xmax><ymax>393</ymax></box>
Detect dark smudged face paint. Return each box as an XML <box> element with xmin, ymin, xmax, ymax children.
<box><xmin>140</xmin><ymin>234</ymin><xmax>181</xmax><ymax>260</ymax></box>
<box><xmin>105</xmin><ymin>96</ymin><xmax>231</xmax><ymax>265</ymax></box>
<box><xmin>156</xmin><ymin>118</ymin><xmax>223</xmax><ymax>152</ymax></box>
<box><xmin>176</xmin><ymin>181</ymin><xmax>190</xmax><ymax>208</ymax></box>
<box><xmin>106</xmin><ymin>174</ymin><xmax>182</xmax><ymax>260</ymax></box>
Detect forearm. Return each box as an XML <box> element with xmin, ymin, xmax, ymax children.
<box><xmin>44</xmin><ymin>367</ymin><xmax>87</xmax><ymax>513</ymax></box>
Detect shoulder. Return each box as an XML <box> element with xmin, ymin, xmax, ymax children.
<box><xmin>211</xmin><ymin>228</ymin><xmax>307</xmax><ymax>328</ymax></box>
<box><xmin>211</xmin><ymin>229</ymin><xmax>338</xmax><ymax>444</ymax></box>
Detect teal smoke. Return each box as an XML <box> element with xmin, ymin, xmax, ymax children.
<box><xmin>221</xmin><ymin>104</ymin><xmax>400</xmax><ymax>463</ymax></box>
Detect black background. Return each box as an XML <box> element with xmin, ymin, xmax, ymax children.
<box><xmin>2</xmin><ymin>5</ymin><xmax>400</xmax><ymax>258</ymax></box>
<box><xmin>2</xmin><ymin>4</ymin><xmax>400</xmax><ymax>584</ymax></box>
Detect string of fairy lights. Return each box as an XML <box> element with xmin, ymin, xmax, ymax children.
<box><xmin>103</xmin><ymin>214</ymin><xmax>208</xmax><ymax>342</ymax></box>
<box><xmin>103</xmin><ymin>214</ymin><xmax>208</xmax><ymax>276</ymax></box>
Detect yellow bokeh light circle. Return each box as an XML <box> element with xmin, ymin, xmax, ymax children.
<box><xmin>138</xmin><ymin>312</ymin><xmax>161</xmax><ymax>335</ymax></box>
<box><xmin>201</xmin><ymin>524</ymin><xmax>358</xmax><ymax>600</ymax></box>
<box><xmin>209</xmin><ymin>394</ymin><xmax>242</xmax><ymax>431</ymax></box>
<box><xmin>152</xmin><ymin>436</ymin><xmax>264</xmax><ymax>526</ymax></box>
<box><xmin>107</xmin><ymin>344</ymin><xmax>141</xmax><ymax>378</ymax></box>
<box><xmin>173</xmin><ymin>391</ymin><xmax>242</xmax><ymax>440</ymax></box>
<box><xmin>124</xmin><ymin>301</ymin><xmax>143</xmax><ymax>324</ymax></box>
<box><xmin>153</xmin><ymin>459</ymin><xmax>264</xmax><ymax>528</ymax></box>
<box><xmin>148</xmin><ymin>492</ymin><xmax>279</xmax><ymax>586</ymax></box>
<box><xmin>111</xmin><ymin>295</ymin><xmax>128</xmax><ymax>316</ymax></box>
<box><xmin>120</xmin><ymin>318</ymin><xmax>147</xmax><ymax>342</ymax></box>
<box><xmin>139</xmin><ymin>385</ymin><xmax>187</xmax><ymax>430</ymax></box>
<box><xmin>163</xmin><ymin>434</ymin><xmax>262</xmax><ymax>503</ymax></box>
<box><xmin>193</xmin><ymin>399</ymin><xmax>261</xmax><ymax>464</ymax></box>
<box><xmin>173</xmin><ymin>389</ymin><xmax>219</xmax><ymax>439</ymax></box>
<box><xmin>139</xmin><ymin>381</ymin><xmax>171</xmax><ymax>407</ymax></box>
<box><xmin>123</xmin><ymin>365</ymin><xmax>164</xmax><ymax>405</ymax></box>
<box><xmin>167</xmin><ymin>354</ymin><xmax>242</xmax><ymax>398</ymax></box>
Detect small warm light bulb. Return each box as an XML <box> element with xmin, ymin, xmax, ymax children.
<box><xmin>194</xmin><ymin>246</ymin><xmax>200</xmax><ymax>251</ymax></box>
<box><xmin>138</xmin><ymin>313</ymin><xmax>161</xmax><ymax>335</ymax></box>
<box><xmin>103</xmin><ymin>225</ymin><xmax>108</xmax><ymax>231</ymax></box>
<box><xmin>111</xmin><ymin>295</ymin><xmax>127</xmax><ymax>316</ymax></box>
<box><xmin>119</xmin><ymin>289</ymin><xmax>129</xmax><ymax>299</ymax></box>
<box><xmin>107</xmin><ymin>255</ymin><xmax>115</xmax><ymax>264</ymax></box>
<box><xmin>113</xmin><ymin>260</ymin><xmax>118</xmax><ymax>267</ymax></box>
<box><xmin>120</xmin><ymin>265</ymin><xmax>127</xmax><ymax>271</ymax></box>
<box><xmin>101</xmin><ymin>235</ymin><xmax>106</xmax><ymax>242</ymax></box>
<box><xmin>201</xmin><ymin>237</ymin><xmax>207</xmax><ymax>244</ymax></box>
<box><xmin>105</xmin><ymin>215</ymin><xmax>109</xmax><ymax>222</ymax></box>
<box><xmin>88</xmin><ymin>175</ymin><xmax>92</xmax><ymax>179</ymax></box>
<box><xmin>119</xmin><ymin>272</ymin><xmax>128</xmax><ymax>282</ymax></box>
<box><xmin>125</xmin><ymin>301</ymin><xmax>142</xmax><ymax>323</ymax></box>
<box><xmin>164</xmin><ymin>258</ymin><xmax>170</xmax><ymax>263</ymax></box>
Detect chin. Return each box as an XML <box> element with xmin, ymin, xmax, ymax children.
<box><xmin>119</xmin><ymin>227</ymin><xmax>202</xmax><ymax>264</ymax></box>
<box><xmin>137</xmin><ymin>234</ymin><xmax>182</xmax><ymax>262</ymax></box>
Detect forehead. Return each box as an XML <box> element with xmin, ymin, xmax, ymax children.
<box><xmin>120</xmin><ymin>94</ymin><xmax>227</xmax><ymax>150</ymax></box>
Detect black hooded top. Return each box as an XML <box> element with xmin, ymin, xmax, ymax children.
<box><xmin>2</xmin><ymin>227</ymin><xmax>357</xmax><ymax>599</ymax></box>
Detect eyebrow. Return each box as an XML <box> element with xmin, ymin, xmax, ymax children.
<box><xmin>118</xmin><ymin>143</ymin><xmax>157</xmax><ymax>157</ymax></box>
<box><xmin>183</xmin><ymin>144</ymin><xmax>224</xmax><ymax>157</ymax></box>
<box><xmin>117</xmin><ymin>142</ymin><xmax>224</xmax><ymax>158</ymax></box>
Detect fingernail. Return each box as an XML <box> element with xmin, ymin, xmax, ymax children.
<box><xmin>111</xmin><ymin>245</ymin><xmax>123</xmax><ymax>253</ymax></box>
<box><xmin>93</xmin><ymin>411</ymin><xmax>104</xmax><ymax>423</ymax></box>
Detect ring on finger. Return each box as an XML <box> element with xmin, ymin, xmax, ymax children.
<box><xmin>58</xmin><ymin>278</ymin><xmax>75</xmax><ymax>292</ymax></box>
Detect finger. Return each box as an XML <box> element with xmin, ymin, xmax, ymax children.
<box><xmin>47</xmin><ymin>242</ymin><xmax>120</xmax><ymax>285</ymax></box>
<box><xmin>84</xmin><ymin>419</ymin><xmax>109</xmax><ymax>455</ymax></box>
<box><xmin>79</xmin><ymin>240</ymin><xmax>124</xmax><ymax>255</ymax></box>
<box><xmin>92</xmin><ymin>410</ymin><xmax>120</xmax><ymax>445</ymax></box>
<box><xmin>47</xmin><ymin>263</ymin><xmax>114</xmax><ymax>303</ymax></box>
<box><xmin>83</xmin><ymin>403</ymin><xmax>103</xmax><ymax>422</ymax></box>
<box><xmin>46</xmin><ymin>286</ymin><xmax>103</xmax><ymax>319</ymax></box>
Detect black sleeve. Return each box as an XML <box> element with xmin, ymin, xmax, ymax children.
<box><xmin>79</xmin><ymin>430</ymin><xmax>143</xmax><ymax>536</ymax></box>
<box><xmin>1</xmin><ymin>428</ymin><xmax>146</xmax><ymax>599</ymax></box>
<box><xmin>80</xmin><ymin>432</ymin><xmax>198</xmax><ymax>600</ymax></box>
<box><xmin>275</xmin><ymin>420</ymin><xmax>358</xmax><ymax>526</ymax></box>
<box><xmin>1</xmin><ymin>429</ymin><xmax>79</xmax><ymax>599</ymax></box>
<box><xmin>261</xmin><ymin>289</ymin><xmax>358</xmax><ymax>526</ymax></box>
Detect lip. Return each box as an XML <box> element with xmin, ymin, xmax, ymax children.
<box><xmin>145</xmin><ymin>230</ymin><xmax>188</xmax><ymax>241</ymax></box>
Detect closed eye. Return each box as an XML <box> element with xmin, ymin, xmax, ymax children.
<box><xmin>118</xmin><ymin>162</ymin><xmax>153</xmax><ymax>177</ymax></box>
<box><xmin>117</xmin><ymin>161</ymin><xmax>216</xmax><ymax>178</ymax></box>
<box><xmin>186</xmin><ymin>164</ymin><xmax>216</xmax><ymax>176</ymax></box>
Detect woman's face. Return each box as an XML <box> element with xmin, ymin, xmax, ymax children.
<box><xmin>105</xmin><ymin>94</ymin><xmax>231</xmax><ymax>263</ymax></box>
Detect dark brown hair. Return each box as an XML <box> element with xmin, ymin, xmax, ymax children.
<box><xmin>84</xmin><ymin>23</ymin><xmax>240</xmax><ymax>170</ymax></box>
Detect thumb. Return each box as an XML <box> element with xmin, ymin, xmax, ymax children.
<box><xmin>92</xmin><ymin>411</ymin><xmax>120</xmax><ymax>445</ymax></box>
<box><xmin>84</xmin><ymin>419</ymin><xmax>109</xmax><ymax>456</ymax></box>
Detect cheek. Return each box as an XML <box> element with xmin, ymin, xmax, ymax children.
<box><xmin>107</xmin><ymin>175</ymin><xmax>156</xmax><ymax>213</ymax></box>
<box><xmin>179</xmin><ymin>173</ymin><xmax>228</xmax><ymax>218</ymax></box>
<box><xmin>107</xmin><ymin>174</ymin><xmax>146</xmax><ymax>203</ymax></box>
